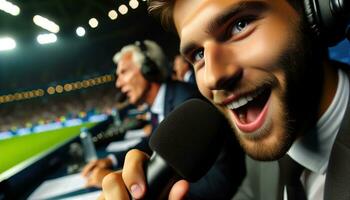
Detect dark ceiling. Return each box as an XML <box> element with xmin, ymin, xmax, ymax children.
<box><xmin>0</xmin><ymin>0</ymin><xmax>179</xmax><ymax>94</ymax></box>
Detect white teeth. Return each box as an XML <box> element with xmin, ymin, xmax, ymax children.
<box><xmin>247</xmin><ymin>95</ymin><xmax>253</xmax><ymax>101</ymax></box>
<box><xmin>226</xmin><ymin>89</ymin><xmax>262</xmax><ymax>110</ymax></box>
<box><xmin>238</xmin><ymin>98</ymin><xmax>248</xmax><ymax>107</ymax></box>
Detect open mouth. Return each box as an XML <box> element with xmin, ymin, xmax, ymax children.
<box><xmin>226</xmin><ymin>86</ymin><xmax>272</xmax><ymax>132</ymax></box>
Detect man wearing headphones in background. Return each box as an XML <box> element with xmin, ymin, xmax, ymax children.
<box><xmin>99</xmin><ymin>0</ymin><xmax>350</xmax><ymax>200</ymax></box>
<box><xmin>82</xmin><ymin>40</ymin><xmax>245</xmax><ymax>199</ymax></box>
<box><xmin>81</xmin><ymin>39</ymin><xmax>199</xmax><ymax>187</ymax></box>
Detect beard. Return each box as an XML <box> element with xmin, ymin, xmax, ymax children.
<box><xmin>234</xmin><ymin>18</ymin><xmax>324</xmax><ymax>161</ymax></box>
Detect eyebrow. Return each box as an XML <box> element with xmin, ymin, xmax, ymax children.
<box><xmin>180</xmin><ymin>1</ymin><xmax>268</xmax><ymax>56</ymax></box>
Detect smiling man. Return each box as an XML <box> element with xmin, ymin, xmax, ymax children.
<box><xmin>98</xmin><ymin>0</ymin><xmax>350</xmax><ymax>200</ymax></box>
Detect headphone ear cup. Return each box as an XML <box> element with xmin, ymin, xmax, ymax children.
<box><xmin>141</xmin><ymin>56</ymin><xmax>163</xmax><ymax>82</ymax></box>
<box><xmin>303</xmin><ymin>0</ymin><xmax>322</xmax><ymax>38</ymax></box>
<box><xmin>303</xmin><ymin>0</ymin><xmax>350</xmax><ymax>46</ymax></box>
<box><xmin>331</xmin><ymin>0</ymin><xmax>350</xmax><ymax>18</ymax></box>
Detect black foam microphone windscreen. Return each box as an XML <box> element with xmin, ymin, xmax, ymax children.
<box><xmin>144</xmin><ymin>98</ymin><xmax>232</xmax><ymax>199</ymax></box>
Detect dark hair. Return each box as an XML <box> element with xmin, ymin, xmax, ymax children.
<box><xmin>148</xmin><ymin>0</ymin><xmax>176</xmax><ymax>31</ymax></box>
<box><xmin>148</xmin><ymin>0</ymin><xmax>303</xmax><ymax>31</ymax></box>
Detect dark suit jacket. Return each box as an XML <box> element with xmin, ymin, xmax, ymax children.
<box><xmin>163</xmin><ymin>81</ymin><xmax>200</xmax><ymax>117</ymax></box>
<box><xmin>189</xmin><ymin>132</ymin><xmax>246</xmax><ymax>200</ymax></box>
<box><xmin>113</xmin><ymin>81</ymin><xmax>200</xmax><ymax>164</ymax></box>
<box><xmin>233</xmin><ymin>64</ymin><xmax>350</xmax><ymax>200</ymax></box>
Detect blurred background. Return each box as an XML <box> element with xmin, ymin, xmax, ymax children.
<box><xmin>0</xmin><ymin>0</ymin><xmax>349</xmax><ymax>199</ymax></box>
<box><xmin>0</xmin><ymin>1</ymin><xmax>181</xmax><ymax>197</ymax></box>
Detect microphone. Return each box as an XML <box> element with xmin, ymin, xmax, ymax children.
<box><xmin>143</xmin><ymin>99</ymin><xmax>232</xmax><ymax>199</ymax></box>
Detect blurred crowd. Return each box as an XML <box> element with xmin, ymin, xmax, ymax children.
<box><xmin>0</xmin><ymin>84</ymin><xmax>119</xmax><ymax>133</ymax></box>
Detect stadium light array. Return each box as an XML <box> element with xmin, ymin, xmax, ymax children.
<box><xmin>0</xmin><ymin>75</ymin><xmax>114</xmax><ymax>104</ymax></box>
<box><xmin>0</xmin><ymin>0</ymin><xmax>20</xmax><ymax>16</ymax></box>
<box><xmin>46</xmin><ymin>74</ymin><xmax>114</xmax><ymax>95</ymax></box>
<box><xmin>118</xmin><ymin>4</ymin><xmax>128</xmax><ymax>15</ymax></box>
<box><xmin>0</xmin><ymin>89</ymin><xmax>44</xmax><ymax>104</ymax></box>
<box><xmin>37</xmin><ymin>33</ymin><xmax>57</xmax><ymax>44</ymax></box>
<box><xmin>33</xmin><ymin>15</ymin><xmax>60</xmax><ymax>33</ymax></box>
<box><xmin>89</xmin><ymin>18</ymin><xmax>99</xmax><ymax>28</ymax></box>
<box><xmin>129</xmin><ymin>0</ymin><xmax>139</xmax><ymax>9</ymax></box>
<box><xmin>0</xmin><ymin>37</ymin><xmax>16</xmax><ymax>51</ymax></box>
<box><xmin>76</xmin><ymin>26</ymin><xmax>86</xmax><ymax>37</ymax></box>
<box><xmin>108</xmin><ymin>10</ymin><xmax>118</xmax><ymax>20</ymax></box>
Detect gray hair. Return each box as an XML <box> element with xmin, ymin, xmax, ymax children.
<box><xmin>112</xmin><ymin>40</ymin><xmax>170</xmax><ymax>82</ymax></box>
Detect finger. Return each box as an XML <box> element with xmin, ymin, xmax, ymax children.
<box><xmin>81</xmin><ymin>161</ymin><xmax>97</xmax><ymax>177</ymax></box>
<box><xmin>122</xmin><ymin>149</ymin><xmax>150</xmax><ymax>199</ymax></box>
<box><xmin>93</xmin><ymin>168</ymin><xmax>113</xmax><ymax>188</ymax></box>
<box><xmin>102</xmin><ymin>172</ymin><xmax>130</xmax><ymax>200</ymax></box>
<box><xmin>85</xmin><ymin>168</ymin><xmax>101</xmax><ymax>188</ymax></box>
<box><xmin>100</xmin><ymin>158</ymin><xmax>112</xmax><ymax>168</ymax></box>
<box><xmin>97</xmin><ymin>192</ymin><xmax>105</xmax><ymax>200</ymax></box>
<box><xmin>85</xmin><ymin>176</ymin><xmax>95</xmax><ymax>188</ymax></box>
<box><xmin>169</xmin><ymin>180</ymin><xmax>190</xmax><ymax>200</ymax></box>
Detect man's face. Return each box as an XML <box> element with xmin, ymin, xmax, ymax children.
<box><xmin>174</xmin><ymin>0</ymin><xmax>321</xmax><ymax>160</ymax></box>
<box><xmin>116</xmin><ymin>52</ymin><xmax>150</xmax><ymax>105</ymax></box>
<box><xmin>174</xmin><ymin>56</ymin><xmax>189</xmax><ymax>80</ymax></box>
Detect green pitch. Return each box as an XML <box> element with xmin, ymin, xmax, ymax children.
<box><xmin>0</xmin><ymin>123</ymin><xmax>96</xmax><ymax>175</ymax></box>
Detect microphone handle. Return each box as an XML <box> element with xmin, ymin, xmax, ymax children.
<box><xmin>142</xmin><ymin>152</ymin><xmax>181</xmax><ymax>200</ymax></box>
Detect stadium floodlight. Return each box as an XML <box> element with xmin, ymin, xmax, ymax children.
<box><xmin>129</xmin><ymin>0</ymin><xmax>139</xmax><ymax>9</ymax></box>
<box><xmin>76</xmin><ymin>26</ymin><xmax>86</xmax><ymax>37</ymax></box>
<box><xmin>88</xmin><ymin>18</ymin><xmax>98</xmax><ymax>28</ymax></box>
<box><xmin>0</xmin><ymin>37</ymin><xmax>16</xmax><ymax>51</ymax></box>
<box><xmin>37</xmin><ymin>33</ymin><xmax>57</xmax><ymax>44</ymax></box>
<box><xmin>0</xmin><ymin>0</ymin><xmax>20</xmax><ymax>16</ymax></box>
<box><xmin>118</xmin><ymin>4</ymin><xmax>128</xmax><ymax>15</ymax></box>
<box><xmin>108</xmin><ymin>10</ymin><xmax>118</xmax><ymax>20</ymax></box>
<box><xmin>33</xmin><ymin>15</ymin><xmax>60</xmax><ymax>33</ymax></box>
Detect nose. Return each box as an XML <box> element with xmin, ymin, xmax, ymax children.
<box><xmin>203</xmin><ymin>41</ymin><xmax>242</xmax><ymax>90</ymax></box>
<box><xmin>116</xmin><ymin>73</ymin><xmax>122</xmax><ymax>88</ymax></box>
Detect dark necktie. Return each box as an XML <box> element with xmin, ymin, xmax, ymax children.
<box><xmin>278</xmin><ymin>155</ymin><xmax>307</xmax><ymax>200</ymax></box>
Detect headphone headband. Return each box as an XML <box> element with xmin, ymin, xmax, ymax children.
<box><xmin>135</xmin><ymin>40</ymin><xmax>167</xmax><ymax>82</ymax></box>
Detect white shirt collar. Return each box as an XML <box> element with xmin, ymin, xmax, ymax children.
<box><xmin>288</xmin><ymin>68</ymin><xmax>350</xmax><ymax>174</ymax></box>
<box><xmin>150</xmin><ymin>83</ymin><xmax>166</xmax><ymax>121</ymax></box>
<box><xmin>183</xmin><ymin>70</ymin><xmax>193</xmax><ymax>82</ymax></box>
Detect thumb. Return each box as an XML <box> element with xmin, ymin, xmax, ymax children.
<box><xmin>169</xmin><ymin>180</ymin><xmax>190</xmax><ymax>200</ymax></box>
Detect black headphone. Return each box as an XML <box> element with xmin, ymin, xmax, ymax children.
<box><xmin>136</xmin><ymin>41</ymin><xmax>165</xmax><ymax>82</ymax></box>
<box><xmin>303</xmin><ymin>0</ymin><xmax>350</xmax><ymax>46</ymax></box>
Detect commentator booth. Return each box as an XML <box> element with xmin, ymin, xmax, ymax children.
<box><xmin>0</xmin><ymin>102</ymin><xmax>150</xmax><ymax>200</ymax></box>
<box><xmin>0</xmin><ymin>114</ymin><xmax>114</xmax><ymax>200</ymax></box>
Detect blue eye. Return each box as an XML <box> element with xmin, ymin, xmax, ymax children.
<box><xmin>193</xmin><ymin>49</ymin><xmax>204</xmax><ymax>62</ymax></box>
<box><xmin>232</xmin><ymin>19</ymin><xmax>249</xmax><ymax>34</ymax></box>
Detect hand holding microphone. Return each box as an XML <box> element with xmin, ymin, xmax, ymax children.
<box><xmin>99</xmin><ymin>99</ymin><xmax>231</xmax><ymax>200</ymax></box>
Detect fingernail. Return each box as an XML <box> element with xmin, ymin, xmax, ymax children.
<box><xmin>130</xmin><ymin>184</ymin><xmax>143</xmax><ymax>199</ymax></box>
